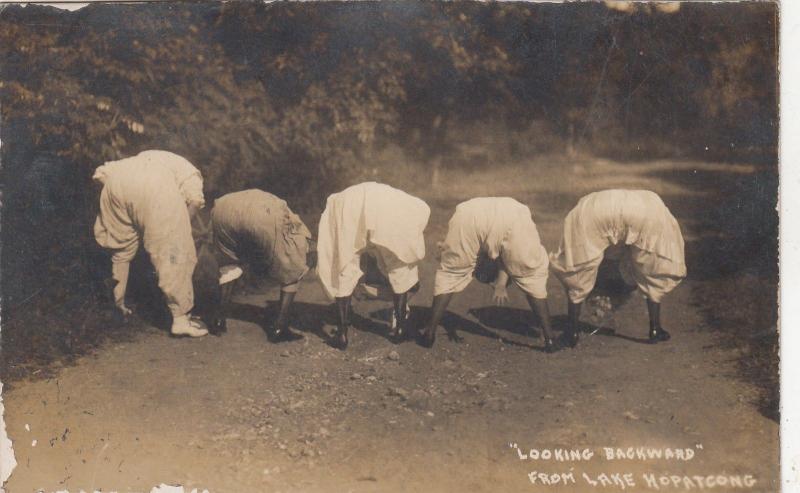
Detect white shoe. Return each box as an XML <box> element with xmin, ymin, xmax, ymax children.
<box><xmin>171</xmin><ymin>319</ymin><xmax>209</xmax><ymax>338</ymax></box>
<box><xmin>219</xmin><ymin>264</ymin><xmax>243</xmax><ymax>285</ymax></box>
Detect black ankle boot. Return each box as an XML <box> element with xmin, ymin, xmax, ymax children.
<box><xmin>446</xmin><ymin>329</ymin><xmax>464</xmax><ymax>343</ymax></box>
<box><xmin>390</xmin><ymin>314</ymin><xmax>406</xmax><ymax>341</ymax></box>
<box><xmin>418</xmin><ymin>327</ymin><xmax>436</xmax><ymax>348</ymax></box>
<box><xmin>268</xmin><ymin>322</ymin><xmax>303</xmax><ymax>343</ymax></box>
<box><xmin>562</xmin><ymin>330</ymin><xmax>579</xmax><ymax>348</ymax></box>
<box><xmin>648</xmin><ymin>327</ymin><xmax>671</xmax><ymax>343</ymax></box>
<box><xmin>544</xmin><ymin>337</ymin><xmax>558</xmax><ymax>353</ymax></box>
<box><xmin>333</xmin><ymin>325</ymin><xmax>349</xmax><ymax>350</ymax></box>
<box><xmin>393</xmin><ymin>325</ymin><xmax>405</xmax><ymax>341</ymax></box>
<box><xmin>211</xmin><ymin>317</ymin><xmax>227</xmax><ymax>336</ymax></box>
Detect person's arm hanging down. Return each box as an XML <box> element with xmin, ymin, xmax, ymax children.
<box><xmin>93</xmin><ymin>168</ymin><xmax>136</xmax><ymax>319</ymax></box>
<box><xmin>419</xmin><ymin>292</ymin><xmax>458</xmax><ymax>347</ymax></box>
<box><xmin>111</xmin><ymin>261</ymin><xmax>132</xmax><ymax>316</ymax></box>
<box><xmin>492</xmin><ymin>269</ymin><xmax>510</xmax><ymax>306</ymax></box>
<box><xmin>106</xmin><ymin>238</ymin><xmax>140</xmax><ymax>320</ymax></box>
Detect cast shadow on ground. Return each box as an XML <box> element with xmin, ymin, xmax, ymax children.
<box><xmin>225</xmin><ymin>300</ymin><xmax>331</xmax><ymax>342</ymax></box>
<box><xmin>228</xmin><ymin>300</ymin><xmax>410</xmax><ymax>348</ymax></box>
<box><xmin>466</xmin><ymin>306</ymin><xmax>541</xmax><ymax>338</ymax></box>
<box><xmin>549</xmin><ymin>314</ymin><xmax>653</xmax><ymax>346</ymax></box>
<box><xmin>378</xmin><ymin>305</ymin><xmax>545</xmax><ymax>351</ymax></box>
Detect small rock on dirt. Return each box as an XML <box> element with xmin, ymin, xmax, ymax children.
<box><xmin>623</xmin><ymin>411</ymin><xmax>640</xmax><ymax>421</ymax></box>
<box><xmin>407</xmin><ymin>390</ymin><xmax>430</xmax><ymax>410</ymax></box>
<box><xmin>387</xmin><ymin>351</ymin><xmax>400</xmax><ymax>361</ymax></box>
<box><xmin>487</xmin><ymin>397</ymin><xmax>509</xmax><ymax>412</ymax></box>
<box><xmin>388</xmin><ymin>387</ymin><xmax>409</xmax><ymax>400</ymax></box>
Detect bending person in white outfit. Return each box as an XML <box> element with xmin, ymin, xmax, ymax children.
<box><xmin>317</xmin><ymin>182</ymin><xmax>430</xmax><ymax>350</ymax></box>
<box><xmin>550</xmin><ymin>189</ymin><xmax>686</xmax><ymax>347</ymax></box>
<box><xmin>93</xmin><ymin>150</ymin><xmax>208</xmax><ymax>337</ymax></box>
<box><xmin>418</xmin><ymin>197</ymin><xmax>557</xmax><ymax>352</ymax></box>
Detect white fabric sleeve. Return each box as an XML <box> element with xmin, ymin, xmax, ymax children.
<box><xmin>179</xmin><ymin>172</ymin><xmax>206</xmax><ymax>208</ymax></box>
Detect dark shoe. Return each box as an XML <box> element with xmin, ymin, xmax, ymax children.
<box><xmin>267</xmin><ymin>323</ymin><xmax>303</xmax><ymax>343</ymax></box>
<box><xmin>111</xmin><ymin>310</ymin><xmax>130</xmax><ymax>327</ymax></box>
<box><xmin>562</xmin><ymin>331</ymin><xmax>579</xmax><ymax>348</ymax></box>
<box><xmin>390</xmin><ymin>306</ymin><xmax>412</xmax><ymax>341</ymax></box>
<box><xmin>544</xmin><ymin>337</ymin><xmax>559</xmax><ymax>353</ymax></box>
<box><xmin>332</xmin><ymin>326</ymin><xmax>349</xmax><ymax>350</ymax></box>
<box><xmin>418</xmin><ymin>327</ymin><xmax>436</xmax><ymax>348</ymax></box>
<box><xmin>446</xmin><ymin>330</ymin><xmax>464</xmax><ymax>343</ymax></box>
<box><xmin>648</xmin><ymin>327</ymin><xmax>671</xmax><ymax>344</ymax></box>
<box><xmin>389</xmin><ymin>320</ymin><xmax>406</xmax><ymax>341</ymax></box>
<box><xmin>210</xmin><ymin>318</ymin><xmax>227</xmax><ymax>336</ymax></box>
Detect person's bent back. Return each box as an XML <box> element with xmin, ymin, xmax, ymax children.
<box><xmin>210</xmin><ymin>189</ymin><xmax>313</xmax><ymax>341</ymax></box>
<box><xmin>316</xmin><ymin>182</ymin><xmax>430</xmax><ymax>349</ymax></box>
<box><xmin>550</xmin><ymin>189</ymin><xmax>686</xmax><ymax>347</ymax></box>
<box><xmin>420</xmin><ymin>197</ymin><xmax>557</xmax><ymax>352</ymax></box>
<box><xmin>93</xmin><ymin>150</ymin><xmax>207</xmax><ymax>337</ymax></box>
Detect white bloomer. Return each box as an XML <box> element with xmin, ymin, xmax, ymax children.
<box><xmin>316</xmin><ymin>182</ymin><xmax>430</xmax><ymax>299</ymax></box>
<box><xmin>434</xmin><ymin>197</ymin><xmax>549</xmax><ymax>299</ymax></box>
<box><xmin>549</xmin><ymin>189</ymin><xmax>686</xmax><ymax>304</ymax></box>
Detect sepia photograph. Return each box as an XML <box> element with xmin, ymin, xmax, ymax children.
<box><xmin>0</xmin><ymin>1</ymin><xmax>781</xmax><ymax>491</ymax></box>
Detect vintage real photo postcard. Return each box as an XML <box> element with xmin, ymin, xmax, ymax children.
<box><xmin>0</xmin><ymin>1</ymin><xmax>782</xmax><ymax>492</ymax></box>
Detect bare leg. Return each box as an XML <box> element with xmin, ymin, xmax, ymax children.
<box><xmin>565</xmin><ymin>299</ymin><xmax>582</xmax><ymax>348</ymax></box>
<box><xmin>525</xmin><ymin>295</ymin><xmax>558</xmax><ymax>353</ymax></box>
<box><xmin>391</xmin><ymin>291</ymin><xmax>409</xmax><ymax>340</ymax></box>
<box><xmin>647</xmin><ymin>299</ymin><xmax>670</xmax><ymax>343</ymax></box>
<box><xmin>268</xmin><ymin>290</ymin><xmax>302</xmax><ymax>342</ymax></box>
<box><xmin>333</xmin><ymin>296</ymin><xmax>352</xmax><ymax>350</ymax></box>
<box><xmin>419</xmin><ymin>292</ymin><xmax>457</xmax><ymax>348</ymax></box>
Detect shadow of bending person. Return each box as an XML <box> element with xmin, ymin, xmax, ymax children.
<box><xmin>409</xmin><ymin>305</ymin><xmax>541</xmax><ymax>351</ymax></box>
<box><xmin>550</xmin><ymin>314</ymin><xmax>652</xmax><ymax>346</ymax></box>
<box><xmin>226</xmin><ymin>300</ymin><xmax>332</xmax><ymax>342</ymax></box>
<box><xmin>467</xmin><ymin>306</ymin><xmax>540</xmax><ymax>337</ymax></box>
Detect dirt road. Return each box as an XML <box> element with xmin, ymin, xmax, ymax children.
<box><xmin>1</xmin><ymin>159</ymin><xmax>779</xmax><ymax>492</ymax></box>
